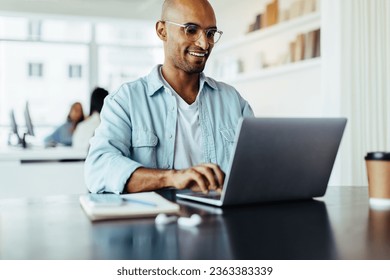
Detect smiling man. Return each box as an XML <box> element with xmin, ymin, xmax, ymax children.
<box><xmin>85</xmin><ymin>0</ymin><xmax>254</xmax><ymax>194</ymax></box>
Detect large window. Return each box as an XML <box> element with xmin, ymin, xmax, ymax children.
<box><xmin>96</xmin><ymin>20</ymin><xmax>163</xmax><ymax>90</ymax></box>
<box><xmin>0</xmin><ymin>40</ymin><xmax>89</xmax><ymax>127</ymax></box>
<box><xmin>0</xmin><ymin>16</ymin><xmax>163</xmax><ymax>140</ymax></box>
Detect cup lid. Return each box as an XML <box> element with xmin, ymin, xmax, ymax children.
<box><xmin>365</xmin><ymin>152</ymin><xmax>390</xmax><ymax>161</ymax></box>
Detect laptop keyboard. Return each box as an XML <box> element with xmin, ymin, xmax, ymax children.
<box><xmin>188</xmin><ymin>190</ymin><xmax>221</xmax><ymax>200</ymax></box>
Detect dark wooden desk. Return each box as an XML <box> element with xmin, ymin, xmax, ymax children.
<box><xmin>0</xmin><ymin>186</ymin><xmax>389</xmax><ymax>260</ymax></box>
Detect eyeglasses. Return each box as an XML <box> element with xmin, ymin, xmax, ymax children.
<box><xmin>161</xmin><ymin>20</ymin><xmax>223</xmax><ymax>44</ymax></box>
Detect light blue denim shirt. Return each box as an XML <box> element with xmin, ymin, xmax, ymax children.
<box><xmin>85</xmin><ymin>65</ymin><xmax>254</xmax><ymax>194</ymax></box>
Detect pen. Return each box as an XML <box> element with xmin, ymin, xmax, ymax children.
<box><xmin>121</xmin><ymin>197</ymin><xmax>158</xmax><ymax>207</ymax></box>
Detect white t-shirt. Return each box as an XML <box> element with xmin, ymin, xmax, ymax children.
<box><xmin>72</xmin><ymin>112</ymin><xmax>100</xmax><ymax>150</ymax></box>
<box><xmin>171</xmin><ymin>90</ymin><xmax>203</xmax><ymax>169</ymax></box>
<box><xmin>159</xmin><ymin>67</ymin><xmax>203</xmax><ymax>169</ymax></box>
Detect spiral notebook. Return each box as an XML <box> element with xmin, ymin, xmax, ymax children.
<box><xmin>79</xmin><ymin>192</ymin><xmax>180</xmax><ymax>221</ymax></box>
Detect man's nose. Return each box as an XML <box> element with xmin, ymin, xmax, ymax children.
<box><xmin>195</xmin><ymin>31</ymin><xmax>209</xmax><ymax>49</ymax></box>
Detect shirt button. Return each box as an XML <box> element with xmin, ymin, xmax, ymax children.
<box><xmin>168</xmin><ymin>134</ymin><xmax>173</xmax><ymax>139</ymax></box>
<box><xmin>171</xmin><ymin>106</ymin><xmax>175</xmax><ymax>111</ymax></box>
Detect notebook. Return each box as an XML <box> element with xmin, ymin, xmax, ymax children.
<box><xmin>80</xmin><ymin>192</ymin><xmax>180</xmax><ymax>221</ymax></box>
<box><xmin>176</xmin><ymin>117</ymin><xmax>347</xmax><ymax>206</ymax></box>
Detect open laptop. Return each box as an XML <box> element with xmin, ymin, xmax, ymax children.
<box><xmin>176</xmin><ymin>117</ymin><xmax>347</xmax><ymax>206</ymax></box>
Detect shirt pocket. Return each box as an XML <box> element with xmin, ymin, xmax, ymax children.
<box><xmin>131</xmin><ymin>129</ymin><xmax>158</xmax><ymax>168</ymax></box>
<box><xmin>220</xmin><ymin>127</ymin><xmax>236</xmax><ymax>163</ymax></box>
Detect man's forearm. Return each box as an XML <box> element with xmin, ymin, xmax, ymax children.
<box><xmin>125</xmin><ymin>167</ymin><xmax>176</xmax><ymax>193</ymax></box>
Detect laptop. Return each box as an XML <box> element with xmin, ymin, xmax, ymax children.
<box><xmin>176</xmin><ymin>117</ymin><xmax>347</xmax><ymax>206</ymax></box>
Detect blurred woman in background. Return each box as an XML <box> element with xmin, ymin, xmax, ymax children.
<box><xmin>44</xmin><ymin>102</ymin><xmax>84</xmax><ymax>147</ymax></box>
<box><xmin>72</xmin><ymin>87</ymin><xmax>108</xmax><ymax>150</ymax></box>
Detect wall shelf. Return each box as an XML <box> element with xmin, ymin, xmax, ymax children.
<box><xmin>226</xmin><ymin>57</ymin><xmax>321</xmax><ymax>84</ymax></box>
<box><xmin>215</xmin><ymin>11</ymin><xmax>321</xmax><ymax>53</ymax></box>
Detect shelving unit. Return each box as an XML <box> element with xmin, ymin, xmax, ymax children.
<box><xmin>215</xmin><ymin>11</ymin><xmax>320</xmax><ymax>53</ymax></box>
<box><xmin>206</xmin><ymin>1</ymin><xmax>323</xmax><ymax>119</ymax></box>
<box><xmin>225</xmin><ymin>56</ymin><xmax>321</xmax><ymax>84</ymax></box>
<box><xmin>209</xmin><ymin>10</ymin><xmax>321</xmax><ymax>82</ymax></box>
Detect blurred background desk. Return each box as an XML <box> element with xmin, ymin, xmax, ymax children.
<box><xmin>0</xmin><ymin>186</ymin><xmax>388</xmax><ymax>260</ymax></box>
<box><xmin>0</xmin><ymin>146</ymin><xmax>87</xmax><ymax>198</ymax></box>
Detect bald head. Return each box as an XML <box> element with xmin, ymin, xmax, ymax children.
<box><xmin>161</xmin><ymin>0</ymin><xmax>216</xmax><ymax>24</ymax></box>
<box><xmin>161</xmin><ymin>0</ymin><xmax>174</xmax><ymax>19</ymax></box>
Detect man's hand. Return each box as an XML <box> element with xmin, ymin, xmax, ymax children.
<box><xmin>125</xmin><ymin>163</ymin><xmax>225</xmax><ymax>193</ymax></box>
<box><xmin>171</xmin><ymin>163</ymin><xmax>225</xmax><ymax>193</ymax></box>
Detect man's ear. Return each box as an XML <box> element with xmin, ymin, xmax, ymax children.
<box><xmin>156</xmin><ymin>21</ymin><xmax>167</xmax><ymax>41</ymax></box>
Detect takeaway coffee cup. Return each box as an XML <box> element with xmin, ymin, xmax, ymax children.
<box><xmin>365</xmin><ymin>152</ymin><xmax>390</xmax><ymax>208</ymax></box>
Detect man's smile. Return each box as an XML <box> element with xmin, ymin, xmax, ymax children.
<box><xmin>188</xmin><ymin>50</ymin><xmax>209</xmax><ymax>57</ymax></box>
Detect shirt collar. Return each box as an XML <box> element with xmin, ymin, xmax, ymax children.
<box><xmin>146</xmin><ymin>65</ymin><xmax>165</xmax><ymax>96</ymax></box>
<box><xmin>200</xmin><ymin>72</ymin><xmax>217</xmax><ymax>91</ymax></box>
<box><xmin>146</xmin><ymin>64</ymin><xmax>217</xmax><ymax>97</ymax></box>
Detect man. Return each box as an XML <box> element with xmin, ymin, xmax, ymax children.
<box><xmin>85</xmin><ymin>0</ymin><xmax>254</xmax><ymax>194</ymax></box>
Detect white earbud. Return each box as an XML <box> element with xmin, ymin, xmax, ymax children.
<box><xmin>177</xmin><ymin>214</ymin><xmax>202</xmax><ymax>227</ymax></box>
<box><xmin>155</xmin><ymin>213</ymin><xmax>178</xmax><ymax>225</ymax></box>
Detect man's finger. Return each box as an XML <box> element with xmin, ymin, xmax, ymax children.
<box><xmin>193</xmin><ymin>165</ymin><xmax>218</xmax><ymax>190</ymax></box>
<box><xmin>188</xmin><ymin>169</ymin><xmax>208</xmax><ymax>193</ymax></box>
<box><xmin>202</xmin><ymin>163</ymin><xmax>225</xmax><ymax>188</ymax></box>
